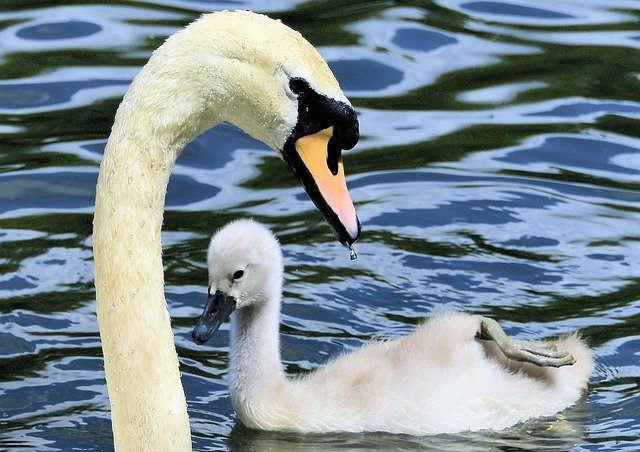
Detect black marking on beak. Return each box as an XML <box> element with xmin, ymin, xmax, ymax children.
<box><xmin>282</xmin><ymin>81</ymin><xmax>361</xmax><ymax>246</ymax></box>
<box><xmin>327</xmin><ymin>134</ymin><xmax>341</xmax><ymax>176</ymax></box>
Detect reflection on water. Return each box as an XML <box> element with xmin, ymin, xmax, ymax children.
<box><xmin>17</xmin><ymin>21</ymin><xmax>103</xmax><ymax>40</ymax></box>
<box><xmin>1</xmin><ymin>0</ymin><xmax>639</xmax><ymax>450</ymax></box>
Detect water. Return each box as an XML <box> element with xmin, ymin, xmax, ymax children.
<box><xmin>1</xmin><ymin>0</ymin><xmax>639</xmax><ymax>450</ymax></box>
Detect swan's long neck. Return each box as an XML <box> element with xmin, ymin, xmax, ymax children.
<box><xmin>229</xmin><ymin>291</ymin><xmax>285</xmax><ymax>403</ymax></box>
<box><xmin>93</xmin><ymin>61</ymin><xmax>217</xmax><ymax>449</ymax></box>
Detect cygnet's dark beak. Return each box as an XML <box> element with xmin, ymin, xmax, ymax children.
<box><xmin>192</xmin><ymin>289</ymin><xmax>237</xmax><ymax>345</ymax></box>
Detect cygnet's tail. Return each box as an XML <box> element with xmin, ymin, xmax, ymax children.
<box><xmin>548</xmin><ymin>333</ymin><xmax>593</xmax><ymax>391</ymax></box>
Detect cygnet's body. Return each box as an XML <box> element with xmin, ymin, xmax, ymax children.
<box><xmin>193</xmin><ymin>220</ymin><xmax>593</xmax><ymax>435</ymax></box>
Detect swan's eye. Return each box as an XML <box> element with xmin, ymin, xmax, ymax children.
<box><xmin>233</xmin><ymin>270</ymin><xmax>244</xmax><ymax>280</ymax></box>
<box><xmin>289</xmin><ymin>77</ymin><xmax>309</xmax><ymax>95</ymax></box>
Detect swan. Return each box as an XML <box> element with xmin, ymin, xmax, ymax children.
<box><xmin>93</xmin><ymin>11</ymin><xmax>361</xmax><ymax>449</ymax></box>
<box><xmin>192</xmin><ymin>219</ymin><xmax>593</xmax><ymax>435</ymax></box>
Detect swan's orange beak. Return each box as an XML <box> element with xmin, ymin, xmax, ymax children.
<box><xmin>285</xmin><ymin>126</ymin><xmax>360</xmax><ymax>245</ymax></box>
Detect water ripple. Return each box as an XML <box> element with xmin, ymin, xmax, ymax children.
<box><xmin>1</xmin><ymin>1</ymin><xmax>639</xmax><ymax>450</ymax></box>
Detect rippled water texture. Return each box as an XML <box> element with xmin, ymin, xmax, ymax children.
<box><xmin>1</xmin><ymin>0</ymin><xmax>639</xmax><ymax>450</ymax></box>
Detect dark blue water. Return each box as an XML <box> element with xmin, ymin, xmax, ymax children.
<box><xmin>1</xmin><ymin>1</ymin><xmax>639</xmax><ymax>450</ymax></box>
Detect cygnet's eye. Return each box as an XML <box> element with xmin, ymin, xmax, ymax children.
<box><xmin>289</xmin><ymin>77</ymin><xmax>309</xmax><ymax>95</ymax></box>
<box><xmin>233</xmin><ymin>269</ymin><xmax>244</xmax><ymax>280</ymax></box>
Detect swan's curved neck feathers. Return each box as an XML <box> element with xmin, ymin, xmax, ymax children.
<box><xmin>93</xmin><ymin>10</ymin><xmax>357</xmax><ymax>448</ymax></box>
<box><xmin>93</xmin><ymin>25</ymin><xmax>229</xmax><ymax>446</ymax></box>
<box><xmin>93</xmin><ymin>79</ymin><xmax>198</xmax><ymax>450</ymax></box>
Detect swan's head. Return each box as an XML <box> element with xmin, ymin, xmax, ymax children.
<box><xmin>192</xmin><ymin>219</ymin><xmax>282</xmax><ymax>345</ymax></box>
<box><xmin>152</xmin><ymin>11</ymin><xmax>360</xmax><ymax>245</ymax></box>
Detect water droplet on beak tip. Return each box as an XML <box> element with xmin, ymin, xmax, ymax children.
<box><xmin>348</xmin><ymin>245</ymin><xmax>357</xmax><ymax>261</ymax></box>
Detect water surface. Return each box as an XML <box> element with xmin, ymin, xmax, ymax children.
<box><xmin>1</xmin><ymin>0</ymin><xmax>639</xmax><ymax>450</ymax></box>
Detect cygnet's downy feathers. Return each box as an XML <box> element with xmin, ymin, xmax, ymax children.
<box><xmin>193</xmin><ymin>220</ymin><xmax>593</xmax><ymax>435</ymax></box>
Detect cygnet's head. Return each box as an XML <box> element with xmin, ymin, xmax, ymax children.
<box><xmin>192</xmin><ymin>219</ymin><xmax>282</xmax><ymax>345</ymax></box>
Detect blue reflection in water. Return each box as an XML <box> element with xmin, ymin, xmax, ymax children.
<box><xmin>498</xmin><ymin>137</ymin><xmax>640</xmax><ymax>175</ymax></box>
<box><xmin>498</xmin><ymin>236</ymin><xmax>559</xmax><ymax>248</ymax></box>
<box><xmin>528</xmin><ymin>101</ymin><xmax>640</xmax><ymax>118</ymax></box>
<box><xmin>0</xmin><ymin>332</ymin><xmax>35</xmax><ymax>355</ymax></box>
<box><xmin>461</xmin><ymin>1</ymin><xmax>573</xmax><ymax>19</ymax></box>
<box><xmin>405</xmin><ymin>254</ymin><xmax>563</xmax><ymax>285</ymax></box>
<box><xmin>2</xmin><ymin>381</ymin><xmax>100</xmax><ymax>409</ymax></box>
<box><xmin>370</xmin><ymin>191</ymin><xmax>560</xmax><ymax>227</ymax></box>
<box><xmin>0</xmin><ymin>172</ymin><xmax>220</xmax><ymax>214</ymax></box>
<box><xmin>353</xmin><ymin>170</ymin><xmax>640</xmax><ymax>202</ymax></box>
<box><xmin>180</xmin><ymin>124</ymin><xmax>267</xmax><ymax>169</ymax></box>
<box><xmin>0</xmin><ymin>276</ymin><xmax>36</xmax><ymax>291</ymax></box>
<box><xmin>0</xmin><ymin>80</ymin><xmax>129</xmax><ymax>109</ymax></box>
<box><xmin>586</xmin><ymin>253</ymin><xmax>625</xmax><ymax>262</ymax></box>
<box><xmin>2</xmin><ymin>312</ymin><xmax>72</xmax><ymax>330</ymax></box>
<box><xmin>329</xmin><ymin>59</ymin><xmax>403</xmax><ymax>91</ymax></box>
<box><xmin>16</xmin><ymin>21</ymin><xmax>103</xmax><ymax>40</ymax></box>
<box><xmin>392</xmin><ymin>28</ymin><xmax>457</xmax><ymax>52</ymax></box>
<box><xmin>428</xmin><ymin>271</ymin><xmax>502</xmax><ymax>294</ymax></box>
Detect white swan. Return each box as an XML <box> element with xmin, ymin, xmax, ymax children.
<box><xmin>93</xmin><ymin>11</ymin><xmax>362</xmax><ymax>449</ymax></box>
<box><xmin>192</xmin><ymin>219</ymin><xmax>593</xmax><ymax>435</ymax></box>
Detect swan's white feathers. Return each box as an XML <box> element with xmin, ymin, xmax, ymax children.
<box><xmin>94</xmin><ymin>10</ymin><xmax>352</xmax><ymax>450</ymax></box>
<box><xmin>129</xmin><ymin>10</ymin><xmax>346</xmax><ymax>152</ymax></box>
<box><xmin>188</xmin><ymin>11</ymin><xmax>339</xmax><ymax>88</ymax></box>
<box><xmin>205</xmin><ymin>220</ymin><xmax>593</xmax><ymax>435</ymax></box>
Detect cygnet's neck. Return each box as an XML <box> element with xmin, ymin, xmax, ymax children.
<box><xmin>228</xmin><ymin>289</ymin><xmax>286</xmax><ymax>402</ymax></box>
